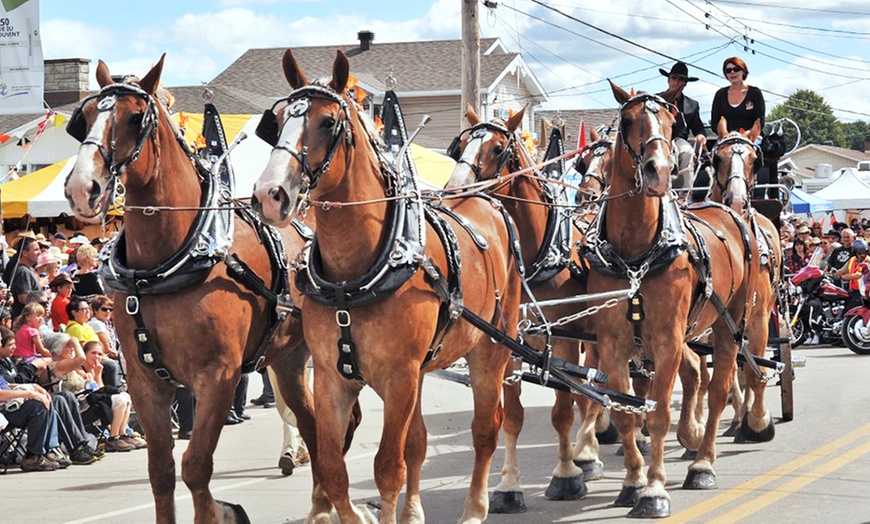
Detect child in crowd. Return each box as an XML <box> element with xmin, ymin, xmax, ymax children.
<box><xmin>12</xmin><ymin>303</ymin><xmax>51</xmax><ymax>368</ymax></box>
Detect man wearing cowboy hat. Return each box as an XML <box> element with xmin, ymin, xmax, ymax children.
<box><xmin>659</xmin><ymin>61</ymin><xmax>707</xmax><ymax>190</ymax></box>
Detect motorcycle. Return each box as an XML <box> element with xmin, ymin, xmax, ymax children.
<box><xmin>787</xmin><ymin>265</ymin><xmax>849</xmax><ymax>347</ymax></box>
<box><xmin>841</xmin><ymin>263</ymin><xmax>870</xmax><ymax>355</ymax></box>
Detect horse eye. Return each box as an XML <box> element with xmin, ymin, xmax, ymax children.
<box><xmin>620</xmin><ymin>117</ymin><xmax>631</xmax><ymax>130</ymax></box>
<box><xmin>493</xmin><ymin>145</ymin><xmax>504</xmax><ymax>156</ymax></box>
<box><xmin>321</xmin><ymin>116</ymin><xmax>336</xmax><ymax>129</ymax></box>
<box><xmin>129</xmin><ymin>113</ymin><xmax>143</xmax><ymax>127</ymax></box>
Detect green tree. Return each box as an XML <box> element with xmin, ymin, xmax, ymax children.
<box><xmin>840</xmin><ymin>120</ymin><xmax>870</xmax><ymax>152</ymax></box>
<box><xmin>768</xmin><ymin>89</ymin><xmax>844</xmax><ymax>148</ymax></box>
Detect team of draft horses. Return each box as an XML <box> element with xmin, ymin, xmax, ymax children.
<box><xmin>59</xmin><ymin>49</ymin><xmax>782</xmax><ymax>522</ymax></box>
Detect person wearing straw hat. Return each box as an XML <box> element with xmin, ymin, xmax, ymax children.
<box><xmin>658</xmin><ymin>61</ymin><xmax>707</xmax><ymax>191</ymax></box>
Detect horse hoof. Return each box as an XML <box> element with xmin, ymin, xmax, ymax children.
<box><xmin>616</xmin><ymin>440</ymin><xmax>649</xmax><ymax>457</ymax></box>
<box><xmin>683</xmin><ymin>469</ymin><xmax>717</xmax><ymax>490</ymax></box>
<box><xmin>614</xmin><ymin>485</ymin><xmax>643</xmax><ymax>507</ymax></box>
<box><xmin>737</xmin><ymin>413</ymin><xmax>775</xmax><ymax>443</ymax></box>
<box><xmin>215</xmin><ymin>500</ymin><xmax>251</xmax><ymax>524</ymax></box>
<box><xmin>722</xmin><ymin>420</ymin><xmax>740</xmax><ymax>437</ymax></box>
<box><xmin>573</xmin><ymin>459</ymin><xmax>605</xmax><ymax>481</ymax></box>
<box><xmin>680</xmin><ymin>448</ymin><xmax>697</xmax><ymax>460</ymax></box>
<box><xmin>545</xmin><ymin>475</ymin><xmax>588</xmax><ymax>500</ymax></box>
<box><xmin>627</xmin><ymin>496</ymin><xmax>671</xmax><ymax>518</ymax></box>
<box><xmin>596</xmin><ymin>421</ymin><xmax>620</xmax><ymax>444</ymax></box>
<box><xmin>489</xmin><ymin>491</ymin><xmax>527</xmax><ymax>513</ymax></box>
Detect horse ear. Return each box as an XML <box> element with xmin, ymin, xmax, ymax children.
<box><xmin>506</xmin><ymin>104</ymin><xmax>527</xmax><ymax>133</ymax></box>
<box><xmin>609</xmin><ymin>80</ymin><xmax>630</xmax><ymax>105</ymax></box>
<box><xmin>138</xmin><ymin>54</ymin><xmax>166</xmax><ymax>95</ymax></box>
<box><xmin>282</xmin><ymin>49</ymin><xmax>308</xmax><ymax>89</ymax></box>
<box><xmin>330</xmin><ymin>51</ymin><xmax>350</xmax><ymax>94</ymax></box>
<box><xmin>748</xmin><ymin>119</ymin><xmax>762</xmax><ymax>142</ymax></box>
<box><xmin>589</xmin><ymin>126</ymin><xmax>600</xmax><ymax>143</ymax></box>
<box><xmin>465</xmin><ymin>102</ymin><xmax>480</xmax><ymax>126</ymax></box>
<box><xmin>96</xmin><ymin>60</ymin><xmax>113</xmax><ymax>88</ymax></box>
<box><xmin>717</xmin><ymin>117</ymin><xmax>729</xmax><ymax>138</ymax></box>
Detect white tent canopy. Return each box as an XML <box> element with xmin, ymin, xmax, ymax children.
<box><xmin>812</xmin><ymin>168</ymin><xmax>870</xmax><ymax>210</ymax></box>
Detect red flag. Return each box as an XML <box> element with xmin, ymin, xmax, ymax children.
<box><xmin>578</xmin><ymin>120</ymin><xmax>586</xmax><ymax>149</ymax></box>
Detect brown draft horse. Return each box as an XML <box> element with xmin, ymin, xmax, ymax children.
<box><xmin>63</xmin><ymin>57</ymin><xmax>339</xmax><ymax>523</ymax></box>
<box><xmin>251</xmin><ymin>49</ymin><xmax>521</xmax><ymax>523</ymax></box>
<box><xmin>572</xmin><ymin>126</ymin><xmax>614</xmax><ymax>205</ymax></box>
<box><xmin>708</xmin><ymin>118</ymin><xmax>779</xmax><ymax>442</ymax></box>
<box><xmin>444</xmin><ymin>105</ymin><xmax>599</xmax><ymax>508</ymax></box>
<box><xmin>582</xmin><ymin>82</ymin><xmax>760</xmax><ymax>518</ymax></box>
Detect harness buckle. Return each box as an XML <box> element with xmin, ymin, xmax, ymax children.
<box><xmin>336</xmin><ymin>309</ymin><xmax>351</xmax><ymax>327</ymax></box>
<box><xmin>126</xmin><ymin>295</ymin><xmax>140</xmax><ymax>315</ymax></box>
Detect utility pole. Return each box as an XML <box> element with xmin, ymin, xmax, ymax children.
<box><xmin>461</xmin><ymin>0</ymin><xmax>480</xmax><ymax>128</ymax></box>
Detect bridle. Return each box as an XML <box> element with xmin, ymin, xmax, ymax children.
<box><xmin>710</xmin><ymin>133</ymin><xmax>756</xmax><ymax>202</ymax></box>
<box><xmin>618</xmin><ymin>93</ymin><xmax>677</xmax><ymax>170</ymax></box>
<box><xmin>255</xmin><ymin>85</ymin><xmax>353</xmax><ymax>195</ymax></box>
<box><xmin>448</xmin><ymin>122</ymin><xmax>516</xmax><ymax>181</ymax></box>
<box><xmin>575</xmin><ymin>140</ymin><xmax>611</xmax><ymax>202</ymax></box>
<box><xmin>67</xmin><ymin>83</ymin><xmax>160</xmax><ymax>179</ymax></box>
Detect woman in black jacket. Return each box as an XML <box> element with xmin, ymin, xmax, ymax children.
<box><xmin>710</xmin><ymin>56</ymin><xmax>765</xmax><ymax>134</ymax></box>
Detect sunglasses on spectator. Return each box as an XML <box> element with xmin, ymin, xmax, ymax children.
<box><xmin>99</xmin><ymin>307</ymin><xmax>113</xmax><ymax>312</ymax></box>
<box><xmin>724</xmin><ymin>67</ymin><xmax>743</xmax><ymax>74</ymax></box>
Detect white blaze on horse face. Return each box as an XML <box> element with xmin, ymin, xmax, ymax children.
<box><xmin>259</xmin><ymin>109</ymin><xmax>305</xmax><ymax>194</ymax></box>
<box><xmin>728</xmin><ymin>150</ymin><xmax>749</xmax><ymax>209</ymax></box>
<box><xmin>445</xmin><ymin>131</ymin><xmax>490</xmax><ymax>189</ymax></box>
<box><xmin>67</xmin><ymin>110</ymin><xmax>112</xmax><ymax>213</ymax></box>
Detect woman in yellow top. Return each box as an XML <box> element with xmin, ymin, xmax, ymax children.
<box><xmin>64</xmin><ymin>296</ymin><xmax>121</xmax><ymax>388</ymax></box>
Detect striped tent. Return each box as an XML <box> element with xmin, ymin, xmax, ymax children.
<box><xmin>0</xmin><ymin>113</ymin><xmax>455</xmax><ymax>218</ymax></box>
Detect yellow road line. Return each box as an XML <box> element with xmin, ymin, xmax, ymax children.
<box><xmin>667</xmin><ymin>423</ymin><xmax>870</xmax><ymax>523</ymax></box>
<box><xmin>709</xmin><ymin>438</ymin><xmax>870</xmax><ymax>523</ymax></box>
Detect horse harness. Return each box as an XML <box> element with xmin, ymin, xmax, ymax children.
<box><xmin>69</xmin><ymin>84</ymin><xmax>298</xmax><ymax>386</ymax></box>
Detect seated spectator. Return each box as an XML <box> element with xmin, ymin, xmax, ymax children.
<box><xmin>49</xmin><ymin>273</ymin><xmax>76</xmax><ymax>331</ymax></box>
<box><xmin>72</xmin><ymin>245</ymin><xmax>104</xmax><ymax>300</ymax></box>
<box><xmin>81</xmin><ymin>341</ymin><xmax>144</xmax><ymax>451</ymax></box>
<box><xmin>88</xmin><ymin>296</ymin><xmax>120</xmax><ymax>362</ymax></box>
<box><xmin>0</xmin><ymin>328</ymin><xmax>101</xmax><ymax>465</ymax></box>
<box><xmin>0</xmin><ymin>371</ymin><xmax>65</xmax><ymax>471</ymax></box>
<box><xmin>12</xmin><ymin>303</ymin><xmax>52</xmax><ymax>368</ymax></box>
<box><xmin>65</xmin><ymin>296</ymin><xmax>120</xmax><ymax>388</ymax></box>
<box><xmin>35</xmin><ymin>249</ymin><xmax>61</xmax><ymax>290</ymax></box>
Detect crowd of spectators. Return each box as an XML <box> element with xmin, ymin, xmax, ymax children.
<box><xmin>0</xmin><ymin>230</ymin><xmax>147</xmax><ymax>472</ymax></box>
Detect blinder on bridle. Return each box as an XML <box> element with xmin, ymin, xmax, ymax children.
<box><xmin>254</xmin><ymin>85</ymin><xmax>353</xmax><ymax>190</ymax></box>
<box><xmin>447</xmin><ymin>122</ymin><xmax>515</xmax><ymax>181</ymax></box>
<box><xmin>618</xmin><ymin>93</ymin><xmax>679</xmax><ymax>168</ymax></box>
<box><xmin>66</xmin><ymin>83</ymin><xmax>159</xmax><ymax>178</ymax></box>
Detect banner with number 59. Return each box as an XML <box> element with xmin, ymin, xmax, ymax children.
<box><xmin>0</xmin><ymin>0</ymin><xmax>42</xmax><ymax>115</ymax></box>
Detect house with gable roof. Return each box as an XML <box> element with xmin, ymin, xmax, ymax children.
<box><xmin>210</xmin><ymin>32</ymin><xmax>548</xmax><ymax>150</ymax></box>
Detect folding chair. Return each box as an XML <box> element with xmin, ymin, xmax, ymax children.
<box><xmin>0</xmin><ymin>424</ymin><xmax>27</xmax><ymax>474</ymax></box>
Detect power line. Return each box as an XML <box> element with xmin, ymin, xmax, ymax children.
<box><xmin>712</xmin><ymin>0</ymin><xmax>870</xmax><ymax>16</ymax></box>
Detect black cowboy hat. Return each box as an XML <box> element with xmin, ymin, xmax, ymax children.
<box><xmin>659</xmin><ymin>61</ymin><xmax>698</xmax><ymax>82</ymax></box>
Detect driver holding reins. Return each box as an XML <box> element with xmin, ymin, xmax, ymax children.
<box><xmin>658</xmin><ymin>61</ymin><xmax>707</xmax><ymax>191</ymax></box>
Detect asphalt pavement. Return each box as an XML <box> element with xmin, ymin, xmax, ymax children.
<box><xmin>4</xmin><ymin>343</ymin><xmax>870</xmax><ymax>523</ymax></box>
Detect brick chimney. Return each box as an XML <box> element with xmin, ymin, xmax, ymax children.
<box><xmin>44</xmin><ymin>58</ymin><xmax>90</xmax><ymax>107</ymax></box>
<box><xmin>358</xmin><ymin>30</ymin><xmax>374</xmax><ymax>51</ymax></box>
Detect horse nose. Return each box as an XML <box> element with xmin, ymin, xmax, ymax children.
<box><xmin>87</xmin><ymin>180</ymin><xmax>103</xmax><ymax>210</ymax></box>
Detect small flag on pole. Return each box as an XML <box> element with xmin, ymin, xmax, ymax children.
<box><xmin>578</xmin><ymin>120</ymin><xmax>586</xmax><ymax>149</ymax></box>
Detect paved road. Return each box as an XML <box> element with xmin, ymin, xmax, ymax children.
<box><xmin>4</xmin><ymin>344</ymin><xmax>870</xmax><ymax>523</ymax></box>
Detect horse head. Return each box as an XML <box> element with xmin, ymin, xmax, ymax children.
<box><xmin>64</xmin><ymin>56</ymin><xmax>166</xmax><ymax>222</ymax></box>
<box><xmin>444</xmin><ymin>104</ymin><xmax>526</xmax><ymax>189</ymax></box>
<box><xmin>610</xmin><ymin>81</ymin><xmax>678</xmax><ymax>197</ymax></box>
<box><xmin>252</xmin><ymin>50</ymin><xmax>362</xmax><ymax>227</ymax></box>
<box><xmin>711</xmin><ymin>117</ymin><xmax>762</xmax><ymax>212</ymax></box>
<box><xmin>572</xmin><ymin>126</ymin><xmax>613</xmax><ymax>203</ymax></box>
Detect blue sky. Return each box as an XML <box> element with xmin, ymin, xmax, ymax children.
<box><xmin>40</xmin><ymin>0</ymin><xmax>870</xmax><ymax>125</ymax></box>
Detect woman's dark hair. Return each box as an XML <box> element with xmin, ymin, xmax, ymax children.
<box><xmin>66</xmin><ymin>295</ymin><xmax>88</xmax><ymax>318</ymax></box>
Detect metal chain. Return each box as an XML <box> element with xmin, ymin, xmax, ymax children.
<box><xmin>610</xmin><ymin>400</ymin><xmax>656</xmax><ymax>414</ymax></box>
<box><xmin>521</xmin><ymin>295</ymin><xmax>625</xmax><ymax>336</ymax></box>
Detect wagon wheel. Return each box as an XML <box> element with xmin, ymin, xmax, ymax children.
<box><xmin>774</xmin><ymin>284</ymin><xmax>795</xmax><ymax>422</ymax></box>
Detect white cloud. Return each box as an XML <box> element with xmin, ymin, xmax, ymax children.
<box><xmin>41</xmin><ymin>19</ymin><xmax>115</xmax><ymax>63</ymax></box>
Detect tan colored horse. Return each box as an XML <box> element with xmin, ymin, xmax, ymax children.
<box><xmin>445</xmin><ymin>105</ymin><xmax>599</xmax><ymax>509</ymax></box>
<box><xmin>708</xmin><ymin>118</ymin><xmax>779</xmax><ymax>442</ymax></box>
<box><xmin>582</xmin><ymin>82</ymin><xmax>760</xmax><ymax>517</ymax></box>
<box><xmin>63</xmin><ymin>57</ymin><xmax>345</xmax><ymax>523</ymax></box>
<box><xmin>251</xmin><ymin>49</ymin><xmax>522</xmax><ymax>524</ymax></box>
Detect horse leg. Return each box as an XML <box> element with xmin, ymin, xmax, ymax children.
<box><xmin>628</xmin><ymin>347</ymin><xmax>680</xmax><ymax>518</ymax></box>
<box><xmin>311</xmin><ymin>366</ymin><xmax>372</xmax><ymax>524</ymax></box>
<box><xmin>126</xmin><ymin>365</ymin><xmax>177</xmax><ymax>524</ymax></box>
<box><xmin>490</xmin><ymin>357</ymin><xmax>526</xmax><ymax>513</ymax></box>
<box><xmin>572</xmin><ymin>342</ymin><xmax>605</xmax><ymax>481</ymax></box>
<box><xmin>462</xmin><ymin>345</ymin><xmax>510</xmax><ymax>524</ymax></box>
<box><xmin>737</xmin><ymin>305</ymin><xmax>775</xmax><ymax>443</ymax></box>
<box><xmin>684</xmin><ymin>329</ymin><xmax>738</xmax><ymax>491</ymax></box>
<box><xmin>400</xmin><ymin>380</ymin><xmax>427</xmax><ymax>524</ymax></box>
<box><xmin>181</xmin><ymin>373</ymin><xmax>247</xmax><ymax>524</ymax></box>
<box><xmin>676</xmin><ymin>345</ymin><xmax>704</xmax><ymax>455</ymax></box>
<box><xmin>723</xmin><ymin>367</ymin><xmax>745</xmax><ymax>437</ymax></box>
<box><xmin>268</xmin><ymin>347</ymin><xmax>339</xmax><ymax>523</ymax></box>
<box><xmin>545</xmin><ymin>339</ymin><xmax>587</xmax><ymax>501</ymax></box>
